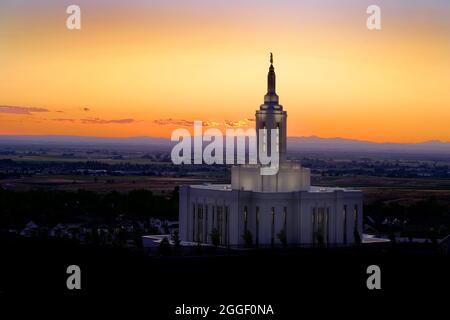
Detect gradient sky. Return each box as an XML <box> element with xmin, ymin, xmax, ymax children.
<box><xmin>0</xmin><ymin>0</ymin><xmax>449</xmax><ymax>142</ymax></box>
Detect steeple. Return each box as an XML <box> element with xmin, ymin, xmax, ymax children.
<box><xmin>256</xmin><ymin>53</ymin><xmax>287</xmax><ymax>163</ymax></box>
<box><xmin>267</xmin><ymin>53</ymin><xmax>275</xmax><ymax>94</ymax></box>
<box><xmin>264</xmin><ymin>52</ymin><xmax>279</xmax><ymax>106</ymax></box>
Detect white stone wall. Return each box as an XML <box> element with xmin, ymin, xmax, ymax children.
<box><xmin>180</xmin><ymin>185</ymin><xmax>363</xmax><ymax>247</ymax></box>
<box><xmin>231</xmin><ymin>163</ymin><xmax>311</xmax><ymax>193</ymax></box>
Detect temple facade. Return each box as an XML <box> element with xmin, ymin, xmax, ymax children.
<box><xmin>179</xmin><ymin>55</ymin><xmax>363</xmax><ymax>247</ymax></box>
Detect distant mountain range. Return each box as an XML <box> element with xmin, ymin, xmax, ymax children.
<box><xmin>0</xmin><ymin>135</ymin><xmax>449</xmax><ymax>154</ymax></box>
<box><xmin>288</xmin><ymin>136</ymin><xmax>450</xmax><ymax>154</ymax></box>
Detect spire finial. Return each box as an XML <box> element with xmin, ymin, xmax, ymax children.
<box><xmin>265</xmin><ymin>52</ymin><xmax>277</xmax><ymax>102</ymax></box>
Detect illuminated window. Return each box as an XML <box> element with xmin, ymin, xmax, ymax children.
<box><xmin>262</xmin><ymin>122</ymin><xmax>267</xmax><ymax>153</ymax></box>
<box><xmin>276</xmin><ymin>123</ymin><xmax>280</xmax><ymax>152</ymax></box>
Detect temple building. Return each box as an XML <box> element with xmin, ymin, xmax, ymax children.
<box><xmin>179</xmin><ymin>55</ymin><xmax>363</xmax><ymax>247</ymax></box>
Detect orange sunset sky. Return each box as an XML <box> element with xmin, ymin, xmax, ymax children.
<box><xmin>0</xmin><ymin>0</ymin><xmax>449</xmax><ymax>143</ymax></box>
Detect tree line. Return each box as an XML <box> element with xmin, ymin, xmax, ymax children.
<box><xmin>0</xmin><ymin>187</ymin><xmax>179</xmax><ymax>228</ymax></box>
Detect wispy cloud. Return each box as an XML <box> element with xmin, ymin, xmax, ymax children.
<box><xmin>51</xmin><ymin>118</ymin><xmax>76</xmax><ymax>122</ymax></box>
<box><xmin>204</xmin><ymin>120</ymin><xmax>223</xmax><ymax>127</ymax></box>
<box><xmin>153</xmin><ymin>118</ymin><xmax>254</xmax><ymax>128</ymax></box>
<box><xmin>0</xmin><ymin>105</ymin><xmax>49</xmax><ymax>115</ymax></box>
<box><xmin>49</xmin><ymin>117</ymin><xmax>138</xmax><ymax>124</ymax></box>
<box><xmin>153</xmin><ymin>118</ymin><xmax>195</xmax><ymax>127</ymax></box>
<box><xmin>80</xmin><ymin>117</ymin><xmax>137</xmax><ymax>124</ymax></box>
<box><xmin>224</xmin><ymin>119</ymin><xmax>253</xmax><ymax>128</ymax></box>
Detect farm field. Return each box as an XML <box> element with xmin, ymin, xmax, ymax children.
<box><xmin>0</xmin><ymin>175</ymin><xmax>222</xmax><ymax>193</ymax></box>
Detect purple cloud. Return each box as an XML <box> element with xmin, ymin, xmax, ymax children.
<box><xmin>0</xmin><ymin>105</ymin><xmax>49</xmax><ymax>115</ymax></box>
